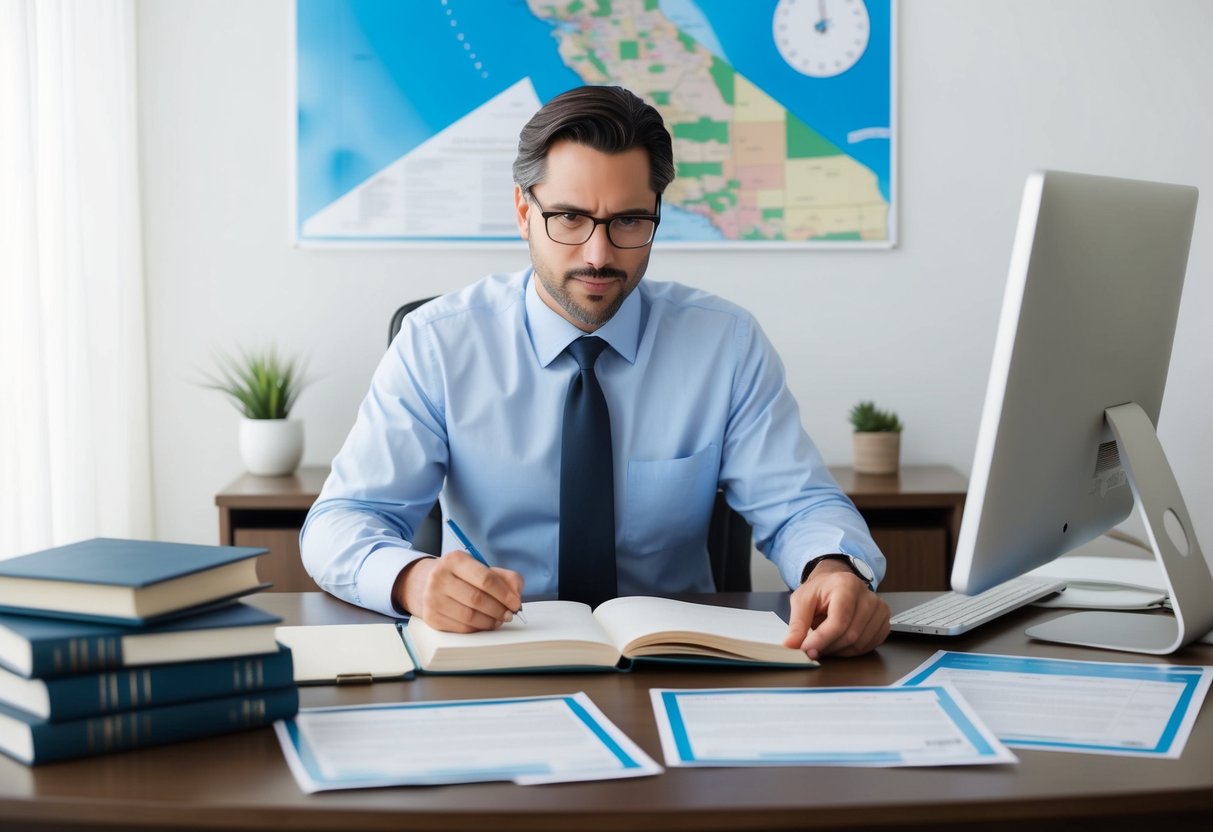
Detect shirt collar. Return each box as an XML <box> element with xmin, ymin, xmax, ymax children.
<box><xmin>524</xmin><ymin>268</ymin><xmax>641</xmax><ymax>368</ymax></box>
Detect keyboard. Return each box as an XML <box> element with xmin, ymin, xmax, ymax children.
<box><xmin>889</xmin><ymin>575</ymin><xmax>1067</xmax><ymax>636</ymax></box>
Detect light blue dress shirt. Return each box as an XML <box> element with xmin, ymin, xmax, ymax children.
<box><xmin>301</xmin><ymin>268</ymin><xmax>885</xmax><ymax>617</ymax></box>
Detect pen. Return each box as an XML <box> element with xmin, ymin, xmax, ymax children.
<box><xmin>445</xmin><ymin>518</ymin><xmax>527</xmax><ymax>623</ymax></box>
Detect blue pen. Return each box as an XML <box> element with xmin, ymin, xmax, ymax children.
<box><xmin>446</xmin><ymin>518</ymin><xmax>527</xmax><ymax>623</ymax></box>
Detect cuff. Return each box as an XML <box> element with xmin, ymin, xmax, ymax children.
<box><xmin>356</xmin><ymin>545</ymin><xmax>433</xmax><ymax>618</ymax></box>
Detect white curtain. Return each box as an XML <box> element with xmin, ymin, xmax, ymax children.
<box><xmin>0</xmin><ymin>0</ymin><xmax>152</xmax><ymax>559</ymax></box>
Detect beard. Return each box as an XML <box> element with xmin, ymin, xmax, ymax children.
<box><xmin>538</xmin><ymin>267</ymin><xmax>628</xmax><ymax>327</ymax></box>
<box><xmin>528</xmin><ymin>243</ymin><xmax>650</xmax><ymax>329</ymax></box>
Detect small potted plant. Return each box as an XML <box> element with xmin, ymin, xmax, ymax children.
<box><xmin>205</xmin><ymin>347</ymin><xmax>309</xmax><ymax>476</ymax></box>
<box><xmin>849</xmin><ymin>401</ymin><xmax>903</xmax><ymax>475</ymax></box>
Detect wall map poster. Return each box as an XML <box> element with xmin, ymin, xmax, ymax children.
<box><xmin>295</xmin><ymin>0</ymin><xmax>896</xmax><ymax>247</ymax></box>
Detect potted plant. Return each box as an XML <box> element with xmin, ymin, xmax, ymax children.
<box><xmin>849</xmin><ymin>401</ymin><xmax>903</xmax><ymax>475</ymax></box>
<box><xmin>205</xmin><ymin>347</ymin><xmax>309</xmax><ymax>476</ymax></box>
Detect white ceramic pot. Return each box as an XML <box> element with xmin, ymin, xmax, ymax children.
<box><xmin>852</xmin><ymin>431</ymin><xmax>901</xmax><ymax>475</ymax></box>
<box><xmin>239</xmin><ymin>418</ymin><xmax>304</xmax><ymax>476</ymax></box>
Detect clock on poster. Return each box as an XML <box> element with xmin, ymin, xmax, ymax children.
<box><xmin>774</xmin><ymin>0</ymin><xmax>871</xmax><ymax>78</ymax></box>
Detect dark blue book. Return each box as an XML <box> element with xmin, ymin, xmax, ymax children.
<box><xmin>0</xmin><ymin>603</ymin><xmax>282</xmax><ymax>679</ymax></box>
<box><xmin>0</xmin><ymin>537</ymin><xmax>269</xmax><ymax>625</ymax></box>
<box><xmin>0</xmin><ymin>646</ymin><xmax>294</xmax><ymax>722</ymax></box>
<box><xmin>0</xmin><ymin>685</ymin><xmax>300</xmax><ymax>765</ymax></box>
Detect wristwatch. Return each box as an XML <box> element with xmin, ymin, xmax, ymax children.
<box><xmin>801</xmin><ymin>554</ymin><xmax>876</xmax><ymax>591</ymax></box>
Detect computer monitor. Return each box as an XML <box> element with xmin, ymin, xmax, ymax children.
<box><xmin>950</xmin><ymin>170</ymin><xmax>1213</xmax><ymax>654</ymax></box>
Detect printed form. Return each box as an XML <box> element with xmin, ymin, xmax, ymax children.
<box><xmin>275</xmin><ymin>692</ymin><xmax>661</xmax><ymax>792</ymax></box>
<box><xmin>897</xmin><ymin>651</ymin><xmax>1212</xmax><ymax>757</ymax></box>
<box><xmin>650</xmin><ymin>686</ymin><xmax>1015</xmax><ymax>768</ymax></box>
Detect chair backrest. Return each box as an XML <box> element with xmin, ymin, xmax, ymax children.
<box><xmin>708</xmin><ymin>491</ymin><xmax>753</xmax><ymax>592</ymax></box>
<box><xmin>388</xmin><ymin>297</ymin><xmax>752</xmax><ymax>591</ymax></box>
<box><xmin>388</xmin><ymin>296</ymin><xmax>437</xmax><ymax>345</ymax></box>
<box><xmin>389</xmin><ymin>298</ymin><xmax>442</xmax><ymax>552</ymax></box>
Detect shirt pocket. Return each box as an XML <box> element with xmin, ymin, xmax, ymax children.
<box><xmin>622</xmin><ymin>443</ymin><xmax>720</xmax><ymax>555</ymax></box>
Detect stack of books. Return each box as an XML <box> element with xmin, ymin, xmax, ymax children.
<box><xmin>0</xmin><ymin>538</ymin><xmax>299</xmax><ymax>765</ymax></box>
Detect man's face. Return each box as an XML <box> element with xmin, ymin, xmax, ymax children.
<box><xmin>515</xmin><ymin>140</ymin><xmax>657</xmax><ymax>332</ymax></box>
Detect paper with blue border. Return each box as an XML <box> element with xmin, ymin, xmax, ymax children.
<box><xmin>896</xmin><ymin>651</ymin><xmax>1213</xmax><ymax>758</ymax></box>
<box><xmin>274</xmin><ymin>692</ymin><xmax>661</xmax><ymax>792</ymax></box>
<box><xmin>650</xmin><ymin>685</ymin><xmax>1015</xmax><ymax>767</ymax></box>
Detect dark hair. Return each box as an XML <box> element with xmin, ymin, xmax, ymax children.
<box><xmin>512</xmin><ymin>85</ymin><xmax>674</xmax><ymax>195</ymax></box>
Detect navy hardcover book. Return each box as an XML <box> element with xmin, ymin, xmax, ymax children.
<box><xmin>0</xmin><ymin>538</ymin><xmax>269</xmax><ymax>624</ymax></box>
<box><xmin>0</xmin><ymin>602</ymin><xmax>282</xmax><ymax>678</ymax></box>
<box><xmin>0</xmin><ymin>646</ymin><xmax>295</xmax><ymax>722</ymax></box>
<box><xmin>0</xmin><ymin>686</ymin><xmax>300</xmax><ymax>765</ymax></box>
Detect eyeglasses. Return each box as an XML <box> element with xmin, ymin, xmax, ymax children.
<box><xmin>527</xmin><ymin>190</ymin><xmax>661</xmax><ymax>249</ymax></box>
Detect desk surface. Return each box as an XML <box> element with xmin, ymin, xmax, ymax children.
<box><xmin>2</xmin><ymin>592</ymin><xmax>1211</xmax><ymax>832</ymax></box>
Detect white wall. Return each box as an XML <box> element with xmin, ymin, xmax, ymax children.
<box><xmin>137</xmin><ymin>1</ymin><xmax>1213</xmax><ymax>584</ymax></box>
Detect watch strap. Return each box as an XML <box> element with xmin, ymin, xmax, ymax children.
<box><xmin>801</xmin><ymin>554</ymin><xmax>875</xmax><ymax>590</ymax></box>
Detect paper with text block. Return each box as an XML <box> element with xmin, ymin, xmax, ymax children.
<box><xmin>651</xmin><ymin>685</ymin><xmax>1015</xmax><ymax>768</ymax></box>
<box><xmin>897</xmin><ymin>651</ymin><xmax>1212</xmax><ymax>757</ymax></box>
<box><xmin>275</xmin><ymin>692</ymin><xmax>660</xmax><ymax>792</ymax></box>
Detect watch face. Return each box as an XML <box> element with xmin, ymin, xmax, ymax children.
<box><xmin>850</xmin><ymin>556</ymin><xmax>875</xmax><ymax>583</ymax></box>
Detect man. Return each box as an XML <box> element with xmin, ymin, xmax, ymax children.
<box><xmin>301</xmin><ymin>86</ymin><xmax>890</xmax><ymax>659</ymax></box>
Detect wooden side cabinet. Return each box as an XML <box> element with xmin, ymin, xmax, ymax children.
<box><xmin>829</xmin><ymin>465</ymin><xmax>967</xmax><ymax>591</ymax></box>
<box><xmin>217</xmin><ymin>464</ymin><xmax>967</xmax><ymax>593</ymax></box>
<box><xmin>216</xmin><ymin>467</ymin><xmax>331</xmax><ymax>592</ymax></box>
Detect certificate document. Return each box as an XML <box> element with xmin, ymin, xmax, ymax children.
<box><xmin>650</xmin><ymin>686</ymin><xmax>1015</xmax><ymax>767</ymax></box>
<box><xmin>275</xmin><ymin>692</ymin><xmax>661</xmax><ymax>792</ymax></box>
<box><xmin>897</xmin><ymin>651</ymin><xmax>1213</xmax><ymax>757</ymax></box>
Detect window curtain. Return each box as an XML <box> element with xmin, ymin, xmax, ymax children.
<box><xmin>0</xmin><ymin>0</ymin><xmax>152</xmax><ymax>559</ymax></box>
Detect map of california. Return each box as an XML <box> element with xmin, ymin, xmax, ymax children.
<box><xmin>533</xmin><ymin>0</ymin><xmax>889</xmax><ymax>242</ymax></box>
<box><xmin>295</xmin><ymin>0</ymin><xmax>894</xmax><ymax>246</ymax></box>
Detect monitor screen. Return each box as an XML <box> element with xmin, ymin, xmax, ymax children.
<box><xmin>949</xmin><ymin>170</ymin><xmax>1211</xmax><ymax>652</ymax></box>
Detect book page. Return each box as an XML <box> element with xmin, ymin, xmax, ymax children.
<box><xmin>405</xmin><ymin>601</ymin><xmax>621</xmax><ymax>672</ymax></box>
<box><xmin>592</xmin><ymin>597</ymin><xmax>811</xmax><ymax>665</ymax></box>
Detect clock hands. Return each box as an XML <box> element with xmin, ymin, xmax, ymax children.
<box><xmin>815</xmin><ymin>0</ymin><xmax>829</xmax><ymax>34</ymax></box>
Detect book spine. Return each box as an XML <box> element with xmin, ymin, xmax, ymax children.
<box><xmin>31</xmin><ymin>635</ymin><xmax>127</xmax><ymax>677</ymax></box>
<box><xmin>28</xmin><ymin>686</ymin><xmax>300</xmax><ymax>765</ymax></box>
<box><xmin>40</xmin><ymin>649</ymin><xmax>294</xmax><ymax>722</ymax></box>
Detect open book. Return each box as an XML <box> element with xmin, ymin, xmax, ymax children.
<box><xmin>402</xmin><ymin>597</ymin><xmax>815</xmax><ymax>673</ymax></box>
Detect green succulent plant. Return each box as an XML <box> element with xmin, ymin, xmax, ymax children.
<box><xmin>204</xmin><ymin>347</ymin><xmax>308</xmax><ymax>420</ymax></box>
<box><xmin>849</xmin><ymin>401</ymin><xmax>903</xmax><ymax>433</ymax></box>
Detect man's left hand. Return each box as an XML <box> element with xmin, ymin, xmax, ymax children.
<box><xmin>783</xmin><ymin>559</ymin><xmax>890</xmax><ymax>659</ymax></box>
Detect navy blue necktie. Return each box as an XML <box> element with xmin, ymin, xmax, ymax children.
<box><xmin>558</xmin><ymin>336</ymin><xmax>617</xmax><ymax>608</ymax></box>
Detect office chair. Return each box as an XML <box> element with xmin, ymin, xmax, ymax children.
<box><xmin>388</xmin><ymin>297</ymin><xmax>443</xmax><ymax>554</ymax></box>
<box><xmin>388</xmin><ymin>296</ymin><xmax>437</xmax><ymax>345</ymax></box>
<box><xmin>387</xmin><ymin>297</ymin><xmax>753</xmax><ymax>591</ymax></box>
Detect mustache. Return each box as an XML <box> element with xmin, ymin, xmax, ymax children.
<box><xmin>565</xmin><ymin>267</ymin><xmax>627</xmax><ymax>281</ymax></box>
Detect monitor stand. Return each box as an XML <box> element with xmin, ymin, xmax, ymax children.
<box><xmin>1025</xmin><ymin>402</ymin><xmax>1213</xmax><ymax>654</ymax></box>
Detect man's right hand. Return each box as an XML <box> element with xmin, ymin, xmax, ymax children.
<box><xmin>393</xmin><ymin>550</ymin><xmax>524</xmax><ymax>633</ymax></box>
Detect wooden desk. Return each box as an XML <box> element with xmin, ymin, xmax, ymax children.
<box><xmin>2</xmin><ymin>592</ymin><xmax>1211</xmax><ymax>831</ymax></box>
<box><xmin>217</xmin><ymin>465</ymin><xmax>967</xmax><ymax>593</ymax></box>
